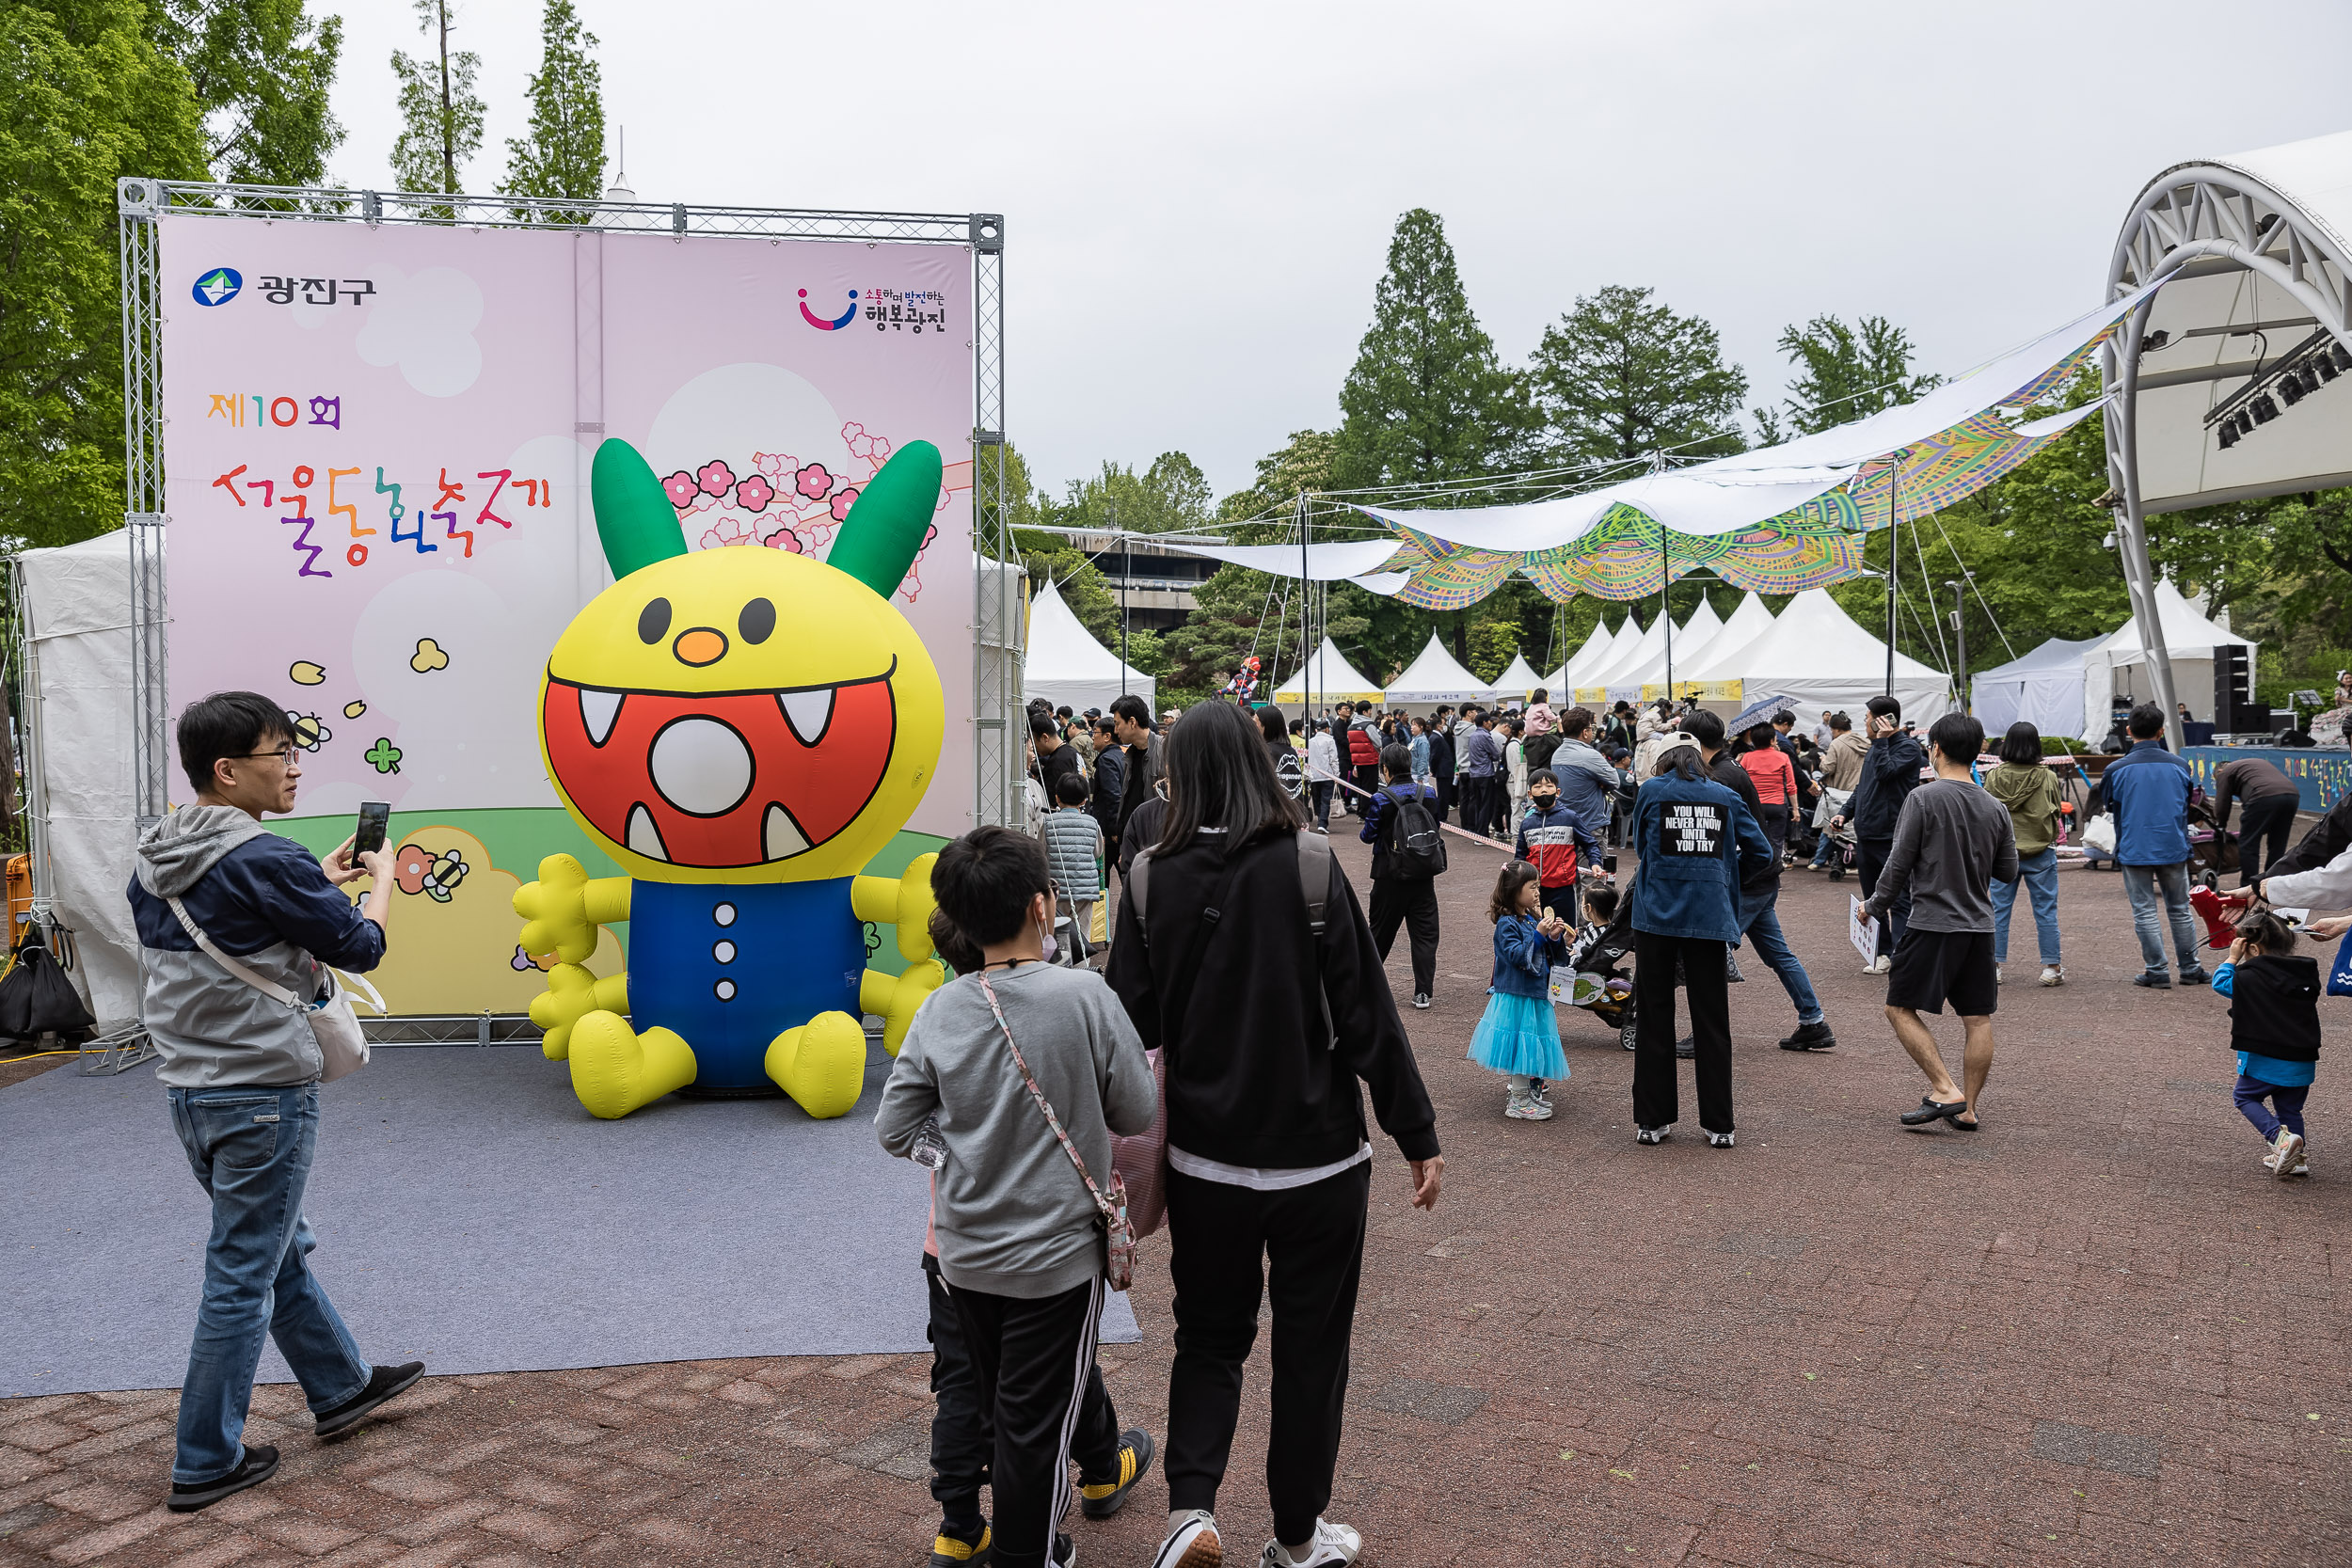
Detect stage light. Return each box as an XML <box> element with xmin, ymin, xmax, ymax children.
<box><xmin>2332</xmin><ymin>344</ymin><xmax>2352</xmax><ymax>373</ymax></box>
<box><xmin>2281</xmin><ymin>372</ymin><xmax>2306</xmax><ymax>405</ymax></box>
<box><xmin>2252</xmin><ymin>394</ymin><xmax>2280</xmax><ymax>424</ymax></box>
<box><xmin>2319</xmin><ymin>354</ymin><xmax>2340</xmax><ymax>383</ymax></box>
<box><xmin>2218</xmin><ymin>422</ymin><xmax>2240</xmax><ymax>450</ymax></box>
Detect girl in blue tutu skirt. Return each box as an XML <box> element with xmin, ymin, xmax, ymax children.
<box><xmin>1471</xmin><ymin>861</ymin><xmax>1571</xmax><ymax>1121</ymax></box>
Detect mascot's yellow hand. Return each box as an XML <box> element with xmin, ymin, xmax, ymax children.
<box><xmin>531</xmin><ymin>963</ymin><xmax>629</xmax><ymax>1060</ymax></box>
<box><xmin>514</xmin><ymin>854</ymin><xmax>630</xmax><ymax>965</ymax></box>
<box><xmin>852</xmin><ymin>851</ymin><xmax>939</xmax><ymax>963</ymax></box>
<box><xmin>860</xmin><ymin>956</ymin><xmax>946</xmax><ymax>1056</ymax></box>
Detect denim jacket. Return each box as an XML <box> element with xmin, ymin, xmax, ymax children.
<box><xmin>1631</xmin><ymin>773</ymin><xmax>1772</xmax><ymax>942</ymax></box>
<box><xmin>1488</xmin><ymin>911</ymin><xmax>1565</xmax><ymax>999</ymax></box>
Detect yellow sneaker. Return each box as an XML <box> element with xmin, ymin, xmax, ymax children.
<box><xmin>1079</xmin><ymin>1428</ymin><xmax>1155</xmax><ymax>1519</ymax></box>
<box><xmin>931</xmin><ymin>1523</ymin><xmax>992</xmax><ymax>1566</ymax></box>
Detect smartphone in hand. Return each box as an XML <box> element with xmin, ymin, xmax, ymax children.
<box><xmin>355</xmin><ymin>800</ymin><xmax>391</xmax><ymax>857</ymax></box>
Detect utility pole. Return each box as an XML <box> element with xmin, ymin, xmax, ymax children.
<box><xmin>1947</xmin><ymin>578</ymin><xmax>1968</xmax><ymax>716</ymax></box>
<box><xmin>1883</xmin><ymin>450</ymin><xmax>1904</xmax><ymax>697</ymax></box>
<box><xmin>1115</xmin><ymin>495</ymin><xmax>1126</xmax><ymax>697</ymax></box>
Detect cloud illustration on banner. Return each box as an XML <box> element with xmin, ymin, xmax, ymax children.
<box><xmin>355</xmin><ymin>266</ymin><xmax>485</xmax><ymax>396</ymax></box>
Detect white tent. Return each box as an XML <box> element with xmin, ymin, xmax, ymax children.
<box><xmin>1626</xmin><ymin>599</ymin><xmax>1724</xmax><ymax>696</ymax></box>
<box><xmin>1685</xmin><ymin>589</ymin><xmax>1951</xmax><ymax>721</ymax></box>
<box><xmin>1549</xmin><ymin>619</ymin><xmax>1617</xmax><ymax>695</ymax></box>
<box><xmin>1567</xmin><ymin>616</ymin><xmax>1643</xmax><ymax>699</ymax></box>
<box><xmin>1692</xmin><ymin>593</ymin><xmax>1776</xmax><ymax>678</ymax></box>
<box><xmin>1972</xmin><ymin>636</ymin><xmax>2105</xmax><ymax>737</ymax></box>
<box><xmin>1493</xmin><ymin>653</ymin><xmax>1545</xmax><ymax>705</ymax></box>
<box><xmin>1386</xmin><ymin>633</ymin><xmax>1490</xmax><ymax>705</ymax></box>
<box><xmin>2078</xmin><ymin>577</ymin><xmax>2253</xmax><ymax>740</ymax></box>
<box><xmin>1022</xmin><ymin>578</ymin><xmax>1155</xmax><ymax>713</ymax></box>
<box><xmin>1587</xmin><ymin>613</ymin><xmax>1670</xmax><ymax>702</ymax></box>
<box><xmin>1273</xmin><ymin>636</ymin><xmax>1384</xmax><ymax>706</ymax></box>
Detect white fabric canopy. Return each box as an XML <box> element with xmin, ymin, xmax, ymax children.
<box><xmin>1972</xmin><ymin>635</ymin><xmax>2105</xmax><ymax>738</ymax></box>
<box><xmin>1273</xmin><ymin>636</ymin><xmax>1384</xmax><ymax>705</ymax></box>
<box><xmin>2079</xmin><ymin>577</ymin><xmax>2254</xmax><ymax>738</ymax></box>
<box><xmin>1151</xmin><ymin>538</ymin><xmax>1405</xmax><ymax>581</ymax></box>
<box><xmin>1021</xmin><ymin>578</ymin><xmax>1155</xmax><ymax>712</ymax></box>
<box><xmin>1493</xmin><ymin>653</ymin><xmax>1545</xmax><ymax>704</ymax></box>
<box><xmin>1686</xmin><ymin>589</ymin><xmax>1951</xmax><ymax>721</ymax></box>
<box><xmin>1385</xmin><ymin>634</ymin><xmax>1490</xmax><ymax>705</ymax></box>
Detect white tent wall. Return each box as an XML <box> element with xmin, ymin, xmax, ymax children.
<box><xmin>1386</xmin><ymin>633</ymin><xmax>1490</xmax><ymax>707</ymax></box>
<box><xmin>1021</xmin><ymin>578</ymin><xmax>1155</xmax><ymax>713</ymax></box>
<box><xmin>17</xmin><ymin>531</ymin><xmax>142</xmax><ymax>1023</ymax></box>
<box><xmin>1971</xmin><ymin>636</ymin><xmax>2104</xmax><ymax>737</ymax></box>
<box><xmin>1687</xmin><ymin>589</ymin><xmax>1950</xmax><ymax>723</ymax></box>
<box><xmin>1273</xmin><ymin>636</ymin><xmax>1384</xmax><ymax>707</ymax></box>
<box><xmin>2075</xmin><ymin>578</ymin><xmax>2254</xmax><ymax>740</ymax></box>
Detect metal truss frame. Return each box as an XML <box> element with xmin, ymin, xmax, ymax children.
<box><xmin>2102</xmin><ymin>160</ymin><xmax>2352</xmax><ymax>751</ymax></box>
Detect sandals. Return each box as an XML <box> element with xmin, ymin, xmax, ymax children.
<box><xmin>1899</xmin><ymin>1095</ymin><xmax>1969</xmax><ymax>1127</ymax></box>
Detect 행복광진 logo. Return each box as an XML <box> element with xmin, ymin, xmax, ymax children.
<box><xmin>798</xmin><ymin>288</ymin><xmax>858</xmax><ymax>330</ymax></box>
<box><xmin>193</xmin><ymin>267</ymin><xmax>243</xmax><ymax>307</ymax></box>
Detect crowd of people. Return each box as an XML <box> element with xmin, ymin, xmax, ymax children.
<box><xmin>132</xmin><ymin>676</ymin><xmax>2340</xmax><ymax>1568</ymax></box>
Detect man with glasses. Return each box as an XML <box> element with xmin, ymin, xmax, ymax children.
<box><xmin>128</xmin><ymin>691</ymin><xmax>421</xmax><ymax>1513</ymax></box>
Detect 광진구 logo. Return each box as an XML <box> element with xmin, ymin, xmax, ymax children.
<box><xmin>798</xmin><ymin>288</ymin><xmax>858</xmax><ymax>330</ymax></box>
<box><xmin>193</xmin><ymin>267</ymin><xmax>243</xmax><ymax>307</ymax></box>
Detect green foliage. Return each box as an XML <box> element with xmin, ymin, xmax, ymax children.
<box><xmin>0</xmin><ymin>0</ymin><xmax>206</xmax><ymax>548</ymax></box>
<box><xmin>1216</xmin><ymin>428</ymin><xmax>1338</xmax><ymax>538</ymax></box>
<box><xmin>1766</xmin><ymin>314</ymin><xmax>1941</xmax><ymax>436</ymax></box>
<box><xmin>1526</xmin><ymin>284</ymin><xmax>1748</xmax><ymax>466</ymax></box>
<box><xmin>153</xmin><ymin>0</ymin><xmax>344</xmax><ymax>187</ymax></box>
<box><xmin>1049</xmin><ymin>452</ymin><xmax>1212</xmax><ymax>536</ymax></box>
<box><xmin>389</xmin><ymin>0</ymin><xmax>484</xmax><ymax>214</ymax></box>
<box><xmin>501</xmin><ymin>0</ymin><xmax>602</xmax><ymax>222</ymax></box>
<box><xmin>1333</xmin><ymin>208</ymin><xmax>1530</xmax><ymax>493</ymax></box>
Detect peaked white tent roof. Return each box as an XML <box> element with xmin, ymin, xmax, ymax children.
<box><xmin>1624</xmin><ymin>599</ymin><xmax>1724</xmax><ymax>690</ymax></box>
<box><xmin>1386</xmin><ymin>634</ymin><xmax>1490</xmax><ymax>704</ymax></box>
<box><xmin>1023</xmin><ymin>578</ymin><xmax>1156</xmax><ymax>711</ymax></box>
<box><xmin>1694</xmin><ymin>593</ymin><xmax>1777</xmax><ymax>674</ymax></box>
<box><xmin>1273</xmin><ymin>636</ymin><xmax>1384</xmax><ymax>705</ymax></box>
<box><xmin>1493</xmin><ymin>653</ymin><xmax>1545</xmax><ymax>703</ymax></box>
<box><xmin>1574</xmin><ymin>613</ymin><xmax>1655</xmax><ymax>695</ymax></box>
<box><xmin>1549</xmin><ymin>619</ymin><xmax>1617</xmax><ymax>693</ymax></box>
<box><xmin>1586</xmin><ymin>612</ymin><xmax>1669</xmax><ymax>694</ymax></box>
<box><xmin>2078</xmin><ymin>577</ymin><xmax>2255</xmax><ymax>738</ymax></box>
<box><xmin>1686</xmin><ymin>589</ymin><xmax>1951</xmax><ymax>721</ymax></box>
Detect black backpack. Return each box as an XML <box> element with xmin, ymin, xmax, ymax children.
<box><xmin>0</xmin><ymin>931</ymin><xmax>96</xmax><ymax>1041</ymax></box>
<box><xmin>1380</xmin><ymin>786</ymin><xmax>1448</xmax><ymax>879</ymax></box>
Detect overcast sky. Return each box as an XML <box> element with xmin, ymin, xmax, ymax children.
<box><xmin>326</xmin><ymin>0</ymin><xmax>2352</xmax><ymax>499</ymax></box>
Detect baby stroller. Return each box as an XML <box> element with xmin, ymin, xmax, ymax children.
<box><xmin>1816</xmin><ymin>786</ymin><xmax>1856</xmax><ymax>880</ymax></box>
<box><xmin>2186</xmin><ymin>798</ymin><xmax>2239</xmax><ymax>879</ymax></box>
<box><xmin>1555</xmin><ymin>861</ymin><xmax>1639</xmax><ymax>1052</ymax></box>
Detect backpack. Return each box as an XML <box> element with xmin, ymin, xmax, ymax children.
<box><xmin>1379</xmin><ymin>786</ymin><xmax>1448</xmax><ymax>879</ymax></box>
<box><xmin>0</xmin><ymin>931</ymin><xmax>96</xmax><ymax>1042</ymax></box>
<box><xmin>1128</xmin><ymin>831</ymin><xmax>1337</xmax><ymax>1047</ymax></box>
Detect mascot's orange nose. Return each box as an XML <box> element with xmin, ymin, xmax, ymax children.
<box><xmin>673</xmin><ymin>627</ymin><xmax>728</xmax><ymax>667</ymax></box>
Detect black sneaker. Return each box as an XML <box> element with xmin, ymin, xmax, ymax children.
<box><xmin>314</xmin><ymin>1361</ymin><xmax>426</xmax><ymax>1436</ymax></box>
<box><xmin>167</xmin><ymin>1444</ymin><xmax>278</xmax><ymax>1513</ymax></box>
<box><xmin>1674</xmin><ymin>1037</ymin><xmax>1696</xmax><ymax>1059</ymax></box>
<box><xmin>1777</xmin><ymin>1021</ymin><xmax>1836</xmax><ymax>1052</ymax></box>
<box><xmin>2179</xmin><ymin>966</ymin><xmax>2211</xmax><ymax>987</ymax></box>
<box><xmin>2131</xmin><ymin>971</ymin><xmax>2172</xmax><ymax>990</ymax></box>
<box><xmin>1079</xmin><ymin>1428</ymin><xmax>1155</xmax><ymax>1520</ymax></box>
<box><xmin>931</xmin><ymin>1523</ymin><xmax>993</xmax><ymax>1567</ymax></box>
<box><xmin>1411</xmin><ymin>992</ymin><xmax>1431</xmax><ymax>1009</ymax></box>
<box><xmin>1051</xmin><ymin>1533</ymin><xmax>1075</xmax><ymax>1566</ymax></box>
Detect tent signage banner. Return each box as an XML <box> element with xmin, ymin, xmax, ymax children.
<box><xmin>157</xmin><ymin>215</ymin><xmax>976</xmax><ymax>1014</ymax></box>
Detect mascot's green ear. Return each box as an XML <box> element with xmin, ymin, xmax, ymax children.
<box><xmin>830</xmin><ymin>440</ymin><xmax>942</xmax><ymax>598</ymax></box>
<box><xmin>591</xmin><ymin>439</ymin><xmax>689</xmax><ymax>579</ymax></box>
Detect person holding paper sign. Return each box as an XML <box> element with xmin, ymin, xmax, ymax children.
<box><xmin>1861</xmin><ymin>714</ymin><xmax>2018</xmax><ymax>1132</ymax></box>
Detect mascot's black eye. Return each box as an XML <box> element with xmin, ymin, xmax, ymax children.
<box><xmin>739</xmin><ymin>598</ymin><xmax>776</xmax><ymax>644</ymax></box>
<box><xmin>638</xmin><ymin>598</ymin><xmax>672</xmax><ymax>643</ymax></box>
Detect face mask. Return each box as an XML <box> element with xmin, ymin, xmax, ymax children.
<box><xmin>1531</xmin><ymin>791</ymin><xmax>1557</xmax><ymax>809</ymax></box>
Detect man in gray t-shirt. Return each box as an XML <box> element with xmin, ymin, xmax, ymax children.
<box><xmin>1862</xmin><ymin>713</ymin><xmax>2017</xmax><ymax>1133</ymax></box>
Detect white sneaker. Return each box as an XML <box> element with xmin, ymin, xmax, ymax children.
<box><xmin>1504</xmin><ymin>1091</ymin><xmax>1551</xmax><ymax>1121</ymax></box>
<box><xmin>2287</xmin><ymin>1141</ymin><xmax>2312</xmax><ymax>1177</ymax></box>
<box><xmin>1636</xmin><ymin>1124</ymin><xmax>1673</xmax><ymax>1145</ymax></box>
<box><xmin>1154</xmin><ymin>1511</ymin><xmax>1223</xmax><ymax>1568</ymax></box>
<box><xmin>2040</xmin><ymin>966</ymin><xmax>2065</xmax><ymax>987</ymax></box>
<box><xmin>1995</xmin><ymin>964</ymin><xmax>2004</xmax><ymax>985</ymax></box>
<box><xmin>1261</xmin><ymin>1519</ymin><xmax>1361</xmax><ymax>1567</ymax></box>
<box><xmin>2272</xmin><ymin>1129</ymin><xmax>2306</xmax><ymax>1182</ymax></box>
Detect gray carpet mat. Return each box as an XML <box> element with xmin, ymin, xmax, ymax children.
<box><xmin>2</xmin><ymin>1044</ymin><xmax>1139</xmax><ymax>1398</ymax></box>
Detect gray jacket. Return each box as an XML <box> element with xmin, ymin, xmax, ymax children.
<box><xmin>1862</xmin><ymin>778</ymin><xmax>2019</xmax><ymax>934</ymax></box>
<box><xmin>127</xmin><ymin>805</ymin><xmax>387</xmax><ymax>1088</ymax></box>
<box><xmin>1041</xmin><ymin>807</ymin><xmax>1104</xmax><ymax>901</ymax></box>
<box><xmin>875</xmin><ymin>964</ymin><xmax>1155</xmax><ymax>1299</ymax></box>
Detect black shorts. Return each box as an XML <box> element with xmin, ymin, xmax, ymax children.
<box><xmin>1885</xmin><ymin>927</ymin><xmax>1998</xmax><ymax>1017</ymax></box>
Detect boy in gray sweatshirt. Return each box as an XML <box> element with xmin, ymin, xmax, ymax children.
<box><xmin>877</xmin><ymin>827</ymin><xmax>1157</xmax><ymax>1568</ymax></box>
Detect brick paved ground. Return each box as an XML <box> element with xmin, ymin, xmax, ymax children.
<box><xmin>5</xmin><ymin>823</ymin><xmax>2349</xmax><ymax>1567</ymax></box>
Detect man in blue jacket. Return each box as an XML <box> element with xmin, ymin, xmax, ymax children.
<box><xmin>1362</xmin><ymin>743</ymin><xmax>1446</xmax><ymax>1008</ymax></box>
<box><xmin>2103</xmin><ymin>703</ymin><xmax>2210</xmax><ymax>988</ymax></box>
<box><xmin>1831</xmin><ymin>695</ymin><xmax>1928</xmax><ymax>974</ymax></box>
<box><xmin>127</xmin><ymin>692</ymin><xmax>421</xmax><ymax>1513</ymax></box>
<box><xmin>1546</xmin><ymin>706</ymin><xmax>1621</xmax><ymax>845</ymax></box>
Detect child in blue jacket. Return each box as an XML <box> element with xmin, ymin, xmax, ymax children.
<box><xmin>1470</xmin><ymin>861</ymin><xmax>1570</xmax><ymax>1121</ymax></box>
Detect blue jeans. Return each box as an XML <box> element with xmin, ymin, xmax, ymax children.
<box><xmin>2234</xmin><ymin>1075</ymin><xmax>2311</xmax><ymax>1140</ymax></box>
<box><xmin>2122</xmin><ymin>862</ymin><xmax>2201</xmax><ymax>976</ymax></box>
<box><xmin>1991</xmin><ymin>847</ymin><xmax>2062</xmax><ymax>966</ymax></box>
<box><xmin>168</xmin><ymin>1083</ymin><xmax>370</xmax><ymax>1484</ymax></box>
<box><xmin>1740</xmin><ymin>888</ymin><xmax>1822</xmax><ymax>1026</ymax></box>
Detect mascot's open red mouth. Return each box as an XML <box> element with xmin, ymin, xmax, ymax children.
<box><xmin>542</xmin><ymin>664</ymin><xmax>897</xmax><ymax>868</ymax></box>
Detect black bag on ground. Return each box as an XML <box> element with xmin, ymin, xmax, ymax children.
<box><xmin>1379</xmin><ymin>786</ymin><xmax>1448</xmax><ymax>879</ymax></box>
<box><xmin>0</xmin><ymin>932</ymin><xmax>96</xmax><ymax>1041</ymax></box>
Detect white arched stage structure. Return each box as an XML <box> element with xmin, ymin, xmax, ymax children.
<box><xmin>2106</xmin><ymin>129</ymin><xmax>2352</xmax><ymax>748</ymax></box>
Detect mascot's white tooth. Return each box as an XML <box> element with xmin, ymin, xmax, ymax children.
<box><xmin>579</xmin><ymin>687</ymin><xmax>624</xmax><ymax>746</ymax></box>
<box><xmin>764</xmin><ymin>802</ymin><xmax>811</xmax><ymax>860</ymax></box>
<box><xmin>627</xmin><ymin>803</ymin><xmax>668</xmax><ymax>862</ymax></box>
<box><xmin>779</xmin><ymin>688</ymin><xmax>834</xmax><ymax>746</ymax></box>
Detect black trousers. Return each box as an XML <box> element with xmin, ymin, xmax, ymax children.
<box><xmin>1351</xmin><ymin>763</ymin><xmax>1379</xmax><ymax>812</ymax></box>
<box><xmin>925</xmin><ymin>1259</ymin><xmax>1118</xmax><ymax>1536</ymax></box>
<box><xmin>1756</xmin><ymin>802</ymin><xmax>1789</xmax><ymax>862</ymax></box>
<box><xmin>1433</xmin><ymin>772</ymin><xmax>1456</xmax><ymax>823</ymax></box>
<box><xmin>1165</xmin><ymin>1161</ymin><xmax>1371</xmax><ymax>1546</ymax></box>
<box><xmin>946</xmin><ymin>1273</ymin><xmax>1113</xmax><ymax>1568</ymax></box>
<box><xmin>1633</xmin><ymin>928</ymin><xmax>1733</xmax><ymax>1134</ymax></box>
<box><xmin>1855</xmin><ymin>836</ymin><xmax>1908</xmax><ymax>958</ymax></box>
<box><xmin>1459</xmin><ymin>775</ymin><xmax>1496</xmax><ymax>837</ymax></box>
<box><xmin>1538</xmin><ymin>881</ymin><xmax>1578</xmax><ymax>926</ymax></box>
<box><xmin>1369</xmin><ymin>875</ymin><xmax>1440</xmax><ymax>997</ymax></box>
<box><xmin>2236</xmin><ymin>793</ymin><xmax>2300</xmax><ymax>886</ymax></box>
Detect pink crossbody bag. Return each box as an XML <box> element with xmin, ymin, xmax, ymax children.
<box><xmin>976</xmin><ymin>973</ymin><xmax>1136</xmax><ymax>1291</ymax></box>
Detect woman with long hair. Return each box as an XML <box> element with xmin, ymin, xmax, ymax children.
<box><xmin>1107</xmin><ymin>700</ymin><xmax>1442</xmax><ymax>1568</ymax></box>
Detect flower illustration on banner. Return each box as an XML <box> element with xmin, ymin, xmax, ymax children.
<box><xmin>760</xmin><ymin>526</ymin><xmax>806</xmax><ymax>554</ymax></box>
<box><xmin>794</xmin><ymin>463</ymin><xmax>834</xmax><ymax>500</ymax></box>
<box><xmin>830</xmin><ymin>487</ymin><xmax>858</xmax><ymax>522</ymax></box>
<box><xmin>698</xmin><ymin>512</ymin><xmax>759</xmax><ymax>551</ymax></box>
<box><xmin>661</xmin><ymin>470</ymin><xmax>698</xmax><ymax>509</ymax></box>
<box><xmin>842</xmin><ymin>423</ymin><xmax>892</xmax><ymax>466</ymax></box>
<box><xmin>696</xmin><ymin>459</ymin><xmax>737</xmax><ymax>499</ymax></box>
<box><xmin>734</xmin><ymin>473</ymin><xmax>774</xmax><ymax>512</ymax></box>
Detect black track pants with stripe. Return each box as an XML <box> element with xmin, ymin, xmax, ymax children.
<box><xmin>947</xmin><ymin>1273</ymin><xmax>1112</xmax><ymax>1568</ymax></box>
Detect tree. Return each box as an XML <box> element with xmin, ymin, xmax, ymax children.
<box><xmin>1768</xmin><ymin>314</ymin><xmax>1940</xmax><ymax>436</ymax></box>
<box><xmin>501</xmin><ymin>0</ymin><xmax>602</xmax><ymax>223</ymax></box>
<box><xmin>389</xmin><ymin>0</ymin><xmax>484</xmax><ymax>214</ymax></box>
<box><xmin>1526</xmin><ymin>284</ymin><xmax>1748</xmax><ymax>467</ymax></box>
<box><xmin>1333</xmin><ymin>208</ymin><xmax>1529</xmax><ymax>495</ymax></box>
<box><xmin>0</xmin><ymin>0</ymin><xmax>206</xmax><ymax>549</ymax></box>
<box><xmin>152</xmin><ymin>0</ymin><xmax>343</xmax><ymax>188</ymax></box>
